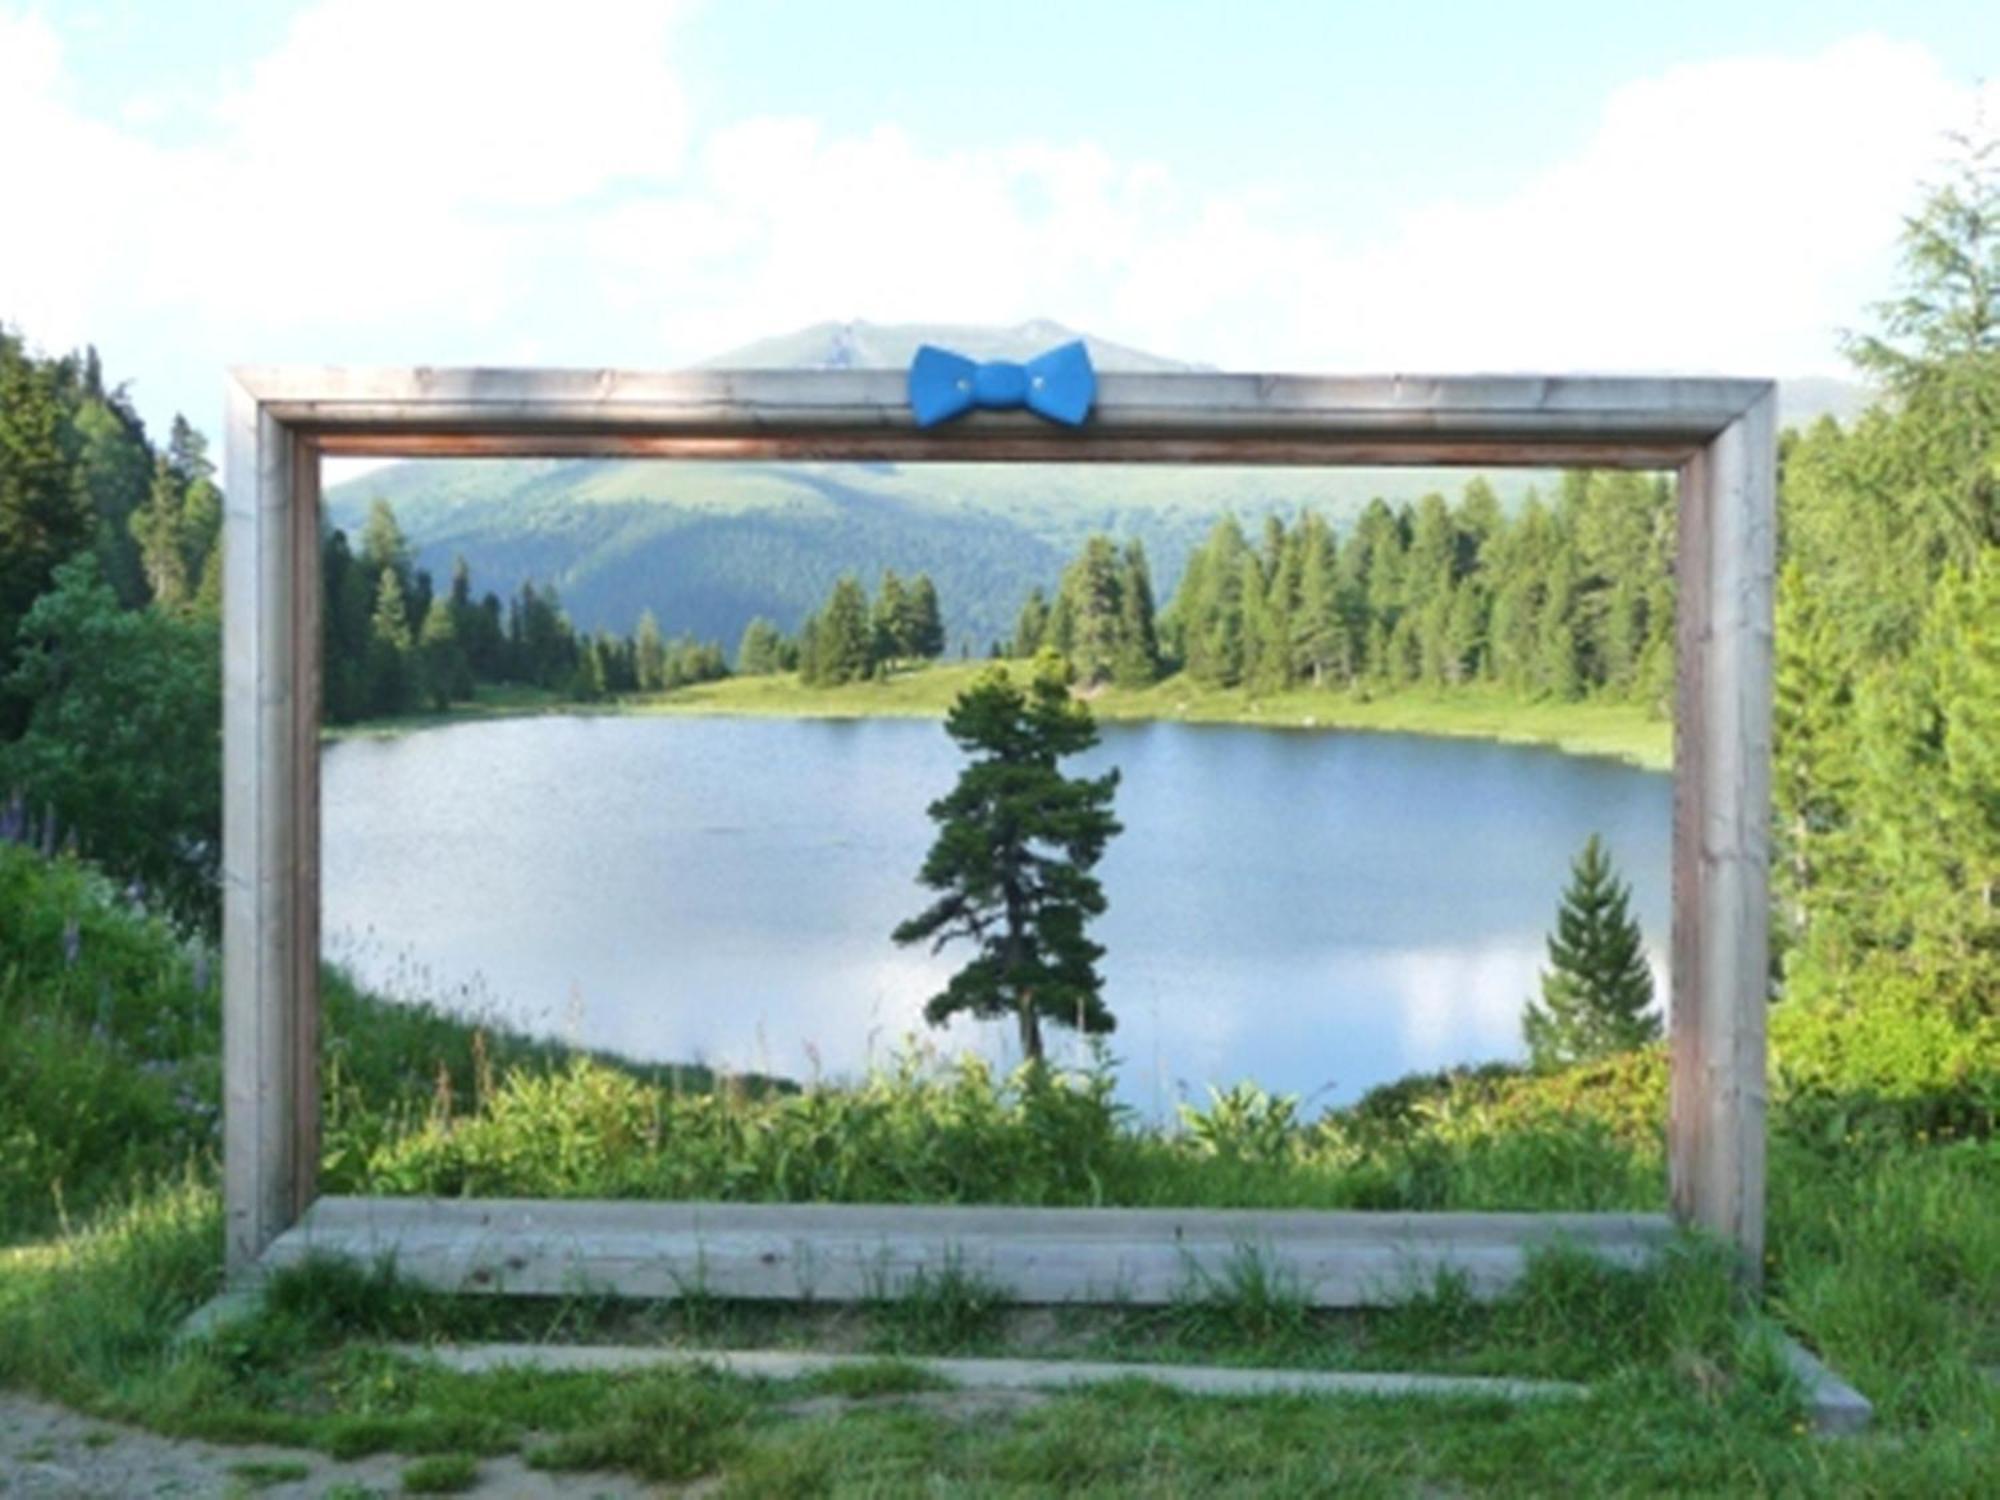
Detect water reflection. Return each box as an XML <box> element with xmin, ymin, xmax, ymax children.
<box><xmin>322</xmin><ymin>715</ymin><xmax>1670</xmax><ymax>1113</ymax></box>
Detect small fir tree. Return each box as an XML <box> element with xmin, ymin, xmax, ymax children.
<box><xmin>893</xmin><ymin>650</ymin><xmax>1122</xmax><ymax>1063</ymax></box>
<box><xmin>906</xmin><ymin>573</ymin><xmax>946</xmax><ymax>659</ymax></box>
<box><xmin>736</xmin><ymin>615</ymin><xmax>785</xmax><ymax>675</ymax></box>
<box><xmin>1522</xmin><ymin>834</ymin><xmax>1660</xmax><ymax>1069</ymax></box>
<box><xmin>817</xmin><ymin>575</ymin><xmax>874</xmax><ymax>684</ymax></box>
<box><xmin>873</xmin><ymin>569</ymin><xmax>909</xmax><ymax>667</ymax></box>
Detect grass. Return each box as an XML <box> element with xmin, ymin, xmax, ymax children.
<box><xmin>1</xmin><ymin>842</ymin><xmax>1994</xmax><ymax>1492</ymax></box>
<box><xmin>335</xmin><ymin>662</ymin><xmax>1674</xmax><ymax>768</ymax></box>
<box><xmin>398</xmin><ymin>1453</ymin><xmax>480</xmax><ymax>1492</ymax></box>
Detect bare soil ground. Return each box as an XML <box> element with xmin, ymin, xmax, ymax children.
<box><xmin>0</xmin><ymin>1393</ymin><xmax>649</xmax><ymax>1499</ymax></box>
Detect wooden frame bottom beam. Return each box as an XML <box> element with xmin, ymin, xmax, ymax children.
<box><xmin>259</xmin><ymin>1197</ymin><xmax>1677</xmax><ymax>1307</ymax></box>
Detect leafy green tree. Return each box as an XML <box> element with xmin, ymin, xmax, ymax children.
<box><xmin>0</xmin><ymin>329</ymin><xmax>89</xmax><ymax>670</ymax></box>
<box><xmin>0</xmin><ymin>555</ymin><xmax>220</xmax><ymax>929</ymax></box>
<box><xmin>893</xmin><ymin>651</ymin><xmax>1122</xmax><ymax>1062</ymax></box>
<box><xmin>1522</xmin><ymin>834</ymin><xmax>1659</xmax><ymax>1069</ymax></box>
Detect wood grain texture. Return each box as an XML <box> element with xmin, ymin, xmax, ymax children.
<box><xmin>221</xmin><ymin>378</ymin><xmax>307</xmax><ymax>1270</ymax></box>
<box><xmin>259</xmin><ymin>1197</ymin><xmax>1677</xmax><ymax>1307</ymax></box>
<box><xmin>1668</xmin><ymin>391</ymin><xmax>1778</xmax><ymax>1277</ymax></box>
<box><xmin>221</xmin><ymin>364</ymin><xmax>1778</xmax><ymax>1286</ymax></box>
<box><xmin>234</xmin><ymin>367</ymin><xmax>1770</xmax><ymax>468</ymax></box>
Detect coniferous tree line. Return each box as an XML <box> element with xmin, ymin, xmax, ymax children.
<box><xmin>0</xmin><ymin>327</ymin><xmax>225</xmax><ymax>925</ymax></box>
<box><xmin>320</xmin><ymin>498</ymin><xmax>731</xmax><ymax>723</ymax></box>
<box><xmin>1007</xmin><ymin>470</ymin><xmax>1672</xmax><ymax>708</ymax></box>
<box><xmin>793</xmin><ymin>568</ymin><xmax>947</xmax><ymax>685</ymax></box>
<box><xmin>1011</xmin><ymin>535</ymin><xmax>1163</xmax><ymax>687</ymax></box>
<box><xmin>1769</xmin><ymin>133</ymin><xmax>1999</xmax><ymax>1029</ymax></box>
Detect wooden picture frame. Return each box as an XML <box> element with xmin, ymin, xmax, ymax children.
<box><xmin>223</xmin><ymin>368</ymin><xmax>1776</xmax><ymax>1298</ymax></box>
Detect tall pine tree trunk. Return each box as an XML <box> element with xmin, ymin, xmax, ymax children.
<box><xmin>1017</xmin><ymin>995</ymin><xmax>1043</xmax><ymax>1064</ymax></box>
<box><xmin>1003</xmin><ymin>871</ymin><xmax>1044</xmax><ymax>1063</ymax></box>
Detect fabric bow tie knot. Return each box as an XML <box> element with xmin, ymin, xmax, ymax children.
<box><xmin>908</xmin><ymin>341</ymin><xmax>1097</xmax><ymax>428</ymax></box>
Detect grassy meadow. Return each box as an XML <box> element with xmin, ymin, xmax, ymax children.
<box><xmin>331</xmin><ymin>661</ymin><xmax>1674</xmax><ymax>770</ymax></box>
<box><xmin>1</xmin><ymin>839</ymin><xmax>1993</xmax><ymax>1493</ymax></box>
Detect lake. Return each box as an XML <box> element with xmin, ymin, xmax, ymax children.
<box><xmin>322</xmin><ymin>715</ymin><xmax>1671</xmax><ymax>1114</ymax></box>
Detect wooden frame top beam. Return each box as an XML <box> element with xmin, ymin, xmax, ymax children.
<box><xmin>231</xmin><ymin>367</ymin><xmax>1773</xmax><ymax>468</ymax></box>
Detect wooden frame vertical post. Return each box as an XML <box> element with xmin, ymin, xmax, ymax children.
<box><xmin>1669</xmin><ymin>390</ymin><xmax>1777</xmax><ymax>1273</ymax></box>
<box><xmin>222</xmin><ymin>377</ymin><xmax>321</xmax><ymax>1272</ymax></box>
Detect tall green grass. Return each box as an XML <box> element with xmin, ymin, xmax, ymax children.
<box><xmin>2</xmin><ymin>839</ymin><xmax>1995</xmax><ymax>1491</ymax></box>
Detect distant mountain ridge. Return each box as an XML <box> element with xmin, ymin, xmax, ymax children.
<box><xmin>325</xmin><ymin>319</ymin><xmax>1875</xmax><ymax>652</ymax></box>
<box><xmin>695</xmin><ymin>317</ymin><xmax>1203</xmax><ymax>373</ymax></box>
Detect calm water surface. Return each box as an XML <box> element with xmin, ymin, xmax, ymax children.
<box><xmin>322</xmin><ymin>715</ymin><xmax>1670</xmax><ymax>1113</ymax></box>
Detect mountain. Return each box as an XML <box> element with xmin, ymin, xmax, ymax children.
<box><xmin>324</xmin><ymin>321</ymin><xmax>1877</xmax><ymax>653</ymax></box>
<box><xmin>694</xmin><ymin>317</ymin><xmax>1201</xmax><ymax>373</ymax></box>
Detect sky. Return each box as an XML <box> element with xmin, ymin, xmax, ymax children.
<box><xmin>2</xmin><ymin>0</ymin><xmax>1997</xmax><ymax>447</ymax></box>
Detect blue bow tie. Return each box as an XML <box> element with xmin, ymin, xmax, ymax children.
<box><xmin>908</xmin><ymin>341</ymin><xmax>1096</xmax><ymax>428</ymax></box>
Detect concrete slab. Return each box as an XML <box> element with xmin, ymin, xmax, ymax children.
<box><xmin>391</xmin><ymin>1341</ymin><xmax>1588</xmax><ymax>1404</ymax></box>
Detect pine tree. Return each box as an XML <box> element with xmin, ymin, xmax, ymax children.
<box><xmin>1292</xmin><ymin>511</ymin><xmax>1341</xmax><ymax>685</ymax></box>
<box><xmin>1012</xmin><ymin>587</ymin><xmax>1051</xmax><ymax>657</ymax></box>
<box><xmin>1112</xmin><ymin>540</ymin><xmax>1162</xmax><ymax>687</ymax></box>
<box><xmin>1521</xmin><ymin>834</ymin><xmax>1660</xmax><ymax>1069</ymax></box>
<box><xmin>418</xmin><ymin>596</ymin><xmax>467</xmax><ymax>709</ymax></box>
<box><xmin>873</xmin><ymin>569</ymin><xmax>909</xmax><ymax>669</ymax></box>
<box><xmin>893</xmin><ymin>651</ymin><xmax>1122</xmax><ymax>1063</ymax></box>
<box><xmin>818</xmin><ymin>575</ymin><xmax>874</xmax><ymax>684</ymax></box>
<box><xmin>906</xmin><ymin>573</ymin><xmax>946</xmax><ymax>659</ymax></box>
<box><xmin>635</xmin><ymin>609</ymin><xmax>668</xmax><ymax>690</ymax></box>
<box><xmin>359</xmin><ymin>498</ymin><xmax>411</xmax><ymax>577</ymax></box>
<box><xmin>735</xmin><ymin>616</ymin><xmax>785</xmax><ymax>675</ymax></box>
<box><xmin>1059</xmin><ymin>535</ymin><xmax>1124</xmax><ymax>685</ymax></box>
<box><xmin>367</xmin><ymin>565</ymin><xmax>414</xmax><ymax>713</ymax></box>
<box><xmin>796</xmin><ymin>612</ymin><xmax>822</xmax><ymax>685</ymax></box>
<box><xmin>131</xmin><ymin>455</ymin><xmax>190</xmax><ymax>609</ymax></box>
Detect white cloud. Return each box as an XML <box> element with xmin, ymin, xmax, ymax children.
<box><xmin>0</xmin><ymin>11</ymin><xmax>1986</xmax><ymax>438</ymax></box>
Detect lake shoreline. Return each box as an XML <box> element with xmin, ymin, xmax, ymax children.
<box><xmin>325</xmin><ymin>667</ymin><xmax>1672</xmax><ymax>770</ymax></box>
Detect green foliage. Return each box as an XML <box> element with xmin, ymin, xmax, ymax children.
<box><xmin>1777</xmin><ymin>133</ymin><xmax>2000</xmax><ymax>1028</ymax></box>
<box><xmin>1521</xmin><ymin>835</ymin><xmax>1660</xmax><ymax>1070</ymax></box>
<box><xmin>894</xmin><ymin>653</ymin><xmax>1122</xmax><ymax>1061</ymax></box>
<box><xmin>0</xmin><ymin>326</ymin><xmax>91</xmax><ymax>672</ymax></box>
<box><xmin>399</xmin><ymin>1453</ymin><xmax>480</xmax><ymax>1493</ymax></box>
<box><xmin>526</xmin><ymin>1367</ymin><xmax>751</xmax><ymax>1482</ymax></box>
<box><xmin>733</xmin><ymin>614</ymin><xmax>787</xmax><ymax>675</ymax></box>
<box><xmin>318</xmin><ymin>502</ymin><xmax>728</xmax><ymax>724</ymax></box>
<box><xmin>1046</xmin><ymin>534</ymin><xmax>1163</xmax><ymax>686</ymax></box>
<box><xmin>1</xmin><ymin>555</ymin><xmax>220</xmax><ymax>928</ymax></box>
<box><xmin>1149</xmin><ymin>473</ymin><xmax>1675</xmax><ymax>707</ymax></box>
<box><xmin>0</xmin><ymin>835</ymin><xmax>1994</xmax><ymax>1492</ymax></box>
<box><xmin>868</xmin><ymin>1260</ymin><xmax>1006</xmax><ymax>1353</ymax></box>
<box><xmin>1177</xmin><ymin>1082</ymin><xmax>1302</xmax><ymax>1167</ymax></box>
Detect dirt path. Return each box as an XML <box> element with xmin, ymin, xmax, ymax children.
<box><xmin>0</xmin><ymin>1393</ymin><xmax>649</xmax><ymax>1498</ymax></box>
